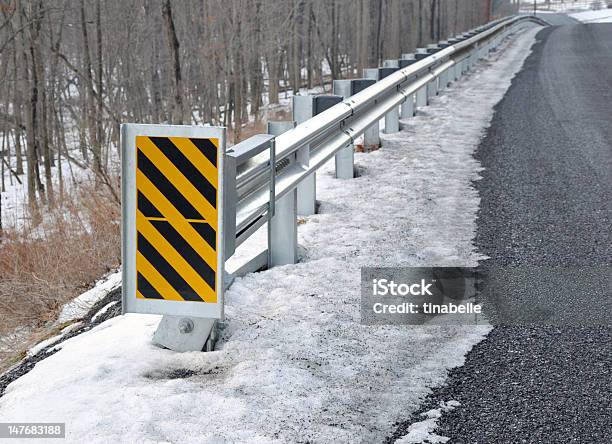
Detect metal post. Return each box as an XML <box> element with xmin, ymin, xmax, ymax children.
<box><xmin>426</xmin><ymin>44</ymin><xmax>440</xmax><ymax>99</ymax></box>
<box><xmin>414</xmin><ymin>48</ymin><xmax>428</xmax><ymax>61</ymax></box>
<box><xmin>427</xmin><ymin>77</ymin><xmax>437</xmax><ymax>102</ymax></box>
<box><xmin>385</xmin><ymin>106</ymin><xmax>400</xmax><ymax>134</ymax></box>
<box><xmin>440</xmin><ymin>69</ymin><xmax>448</xmax><ymax>91</ymax></box>
<box><xmin>266</xmin><ymin>121</ymin><xmax>297</xmax><ymax>266</ymax></box>
<box><xmin>401</xmin><ymin>94</ymin><xmax>415</xmax><ymax>119</ymax></box>
<box><xmin>454</xmin><ymin>61</ymin><xmax>461</xmax><ymax>81</ymax></box>
<box><xmin>399</xmin><ymin>54</ymin><xmax>416</xmax><ymax>119</ymax></box>
<box><xmin>362</xmin><ymin>68</ymin><xmax>381</xmax><ymax>150</ymax></box>
<box><xmin>292</xmin><ymin>95</ymin><xmax>317</xmax><ymax>216</ymax></box>
<box><xmin>368</xmin><ymin>64</ymin><xmax>400</xmax><ymax>135</ymax></box>
<box><xmin>416</xmin><ymin>84</ymin><xmax>428</xmax><ymax>109</ymax></box>
<box><xmin>333</xmin><ymin>79</ymin><xmax>371</xmax><ymax>178</ymax></box>
<box><xmin>292</xmin><ymin>94</ymin><xmax>342</xmax><ymax>215</ymax></box>
<box><xmin>383</xmin><ymin>61</ymin><xmax>401</xmax><ymax>133</ymax></box>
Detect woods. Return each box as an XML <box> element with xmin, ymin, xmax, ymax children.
<box><xmin>0</xmin><ymin>0</ymin><xmax>524</xmax><ymax>372</ymax></box>
<box><xmin>0</xmin><ymin>0</ymin><xmax>515</xmax><ymax>224</ymax></box>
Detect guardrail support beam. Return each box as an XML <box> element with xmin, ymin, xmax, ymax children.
<box><xmin>427</xmin><ymin>78</ymin><xmax>437</xmax><ymax>102</ymax></box>
<box><xmin>293</xmin><ymin>94</ymin><xmax>342</xmax><ymax>215</ymax></box>
<box><xmin>402</xmin><ymin>94</ymin><xmax>415</xmax><ymax>119</ymax></box>
<box><xmin>385</xmin><ymin>106</ymin><xmax>400</xmax><ymax>134</ymax></box>
<box><xmin>292</xmin><ymin>96</ymin><xmax>317</xmax><ymax>216</ymax></box>
<box><xmin>332</xmin><ymin>78</ymin><xmax>375</xmax><ymax>178</ymax></box>
<box><xmin>267</xmin><ymin>121</ymin><xmax>298</xmax><ymax>266</ymax></box>
<box><xmin>416</xmin><ymin>85</ymin><xmax>428</xmax><ymax>109</ymax></box>
<box><xmin>362</xmin><ymin>69</ymin><xmax>381</xmax><ymax>149</ymax></box>
<box><xmin>382</xmin><ymin>60</ymin><xmax>401</xmax><ymax>133</ymax></box>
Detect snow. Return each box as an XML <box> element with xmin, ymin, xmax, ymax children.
<box><xmin>570</xmin><ymin>8</ymin><xmax>612</xmax><ymax>22</ymax></box>
<box><xmin>56</xmin><ymin>270</ymin><xmax>121</xmax><ymax>324</ymax></box>
<box><xmin>91</xmin><ymin>301</ymin><xmax>119</xmax><ymax>323</ymax></box>
<box><xmin>521</xmin><ymin>0</ymin><xmax>599</xmax><ymax>12</ymax></box>
<box><xmin>26</xmin><ymin>322</ymin><xmax>83</xmax><ymax>358</ymax></box>
<box><xmin>0</xmin><ymin>27</ymin><xmax>540</xmax><ymax>444</ymax></box>
<box><xmin>395</xmin><ymin>401</ymin><xmax>461</xmax><ymax>444</ymax></box>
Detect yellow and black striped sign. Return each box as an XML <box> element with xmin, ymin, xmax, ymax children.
<box><xmin>135</xmin><ymin>136</ymin><xmax>219</xmax><ymax>304</ymax></box>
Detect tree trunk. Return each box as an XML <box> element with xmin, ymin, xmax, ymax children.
<box><xmin>96</xmin><ymin>0</ymin><xmax>104</xmax><ymax>164</ymax></box>
<box><xmin>80</xmin><ymin>0</ymin><xmax>101</xmax><ymax>175</ymax></box>
<box><xmin>35</xmin><ymin>6</ymin><xmax>54</xmax><ymax>208</ymax></box>
<box><xmin>12</xmin><ymin>34</ymin><xmax>24</xmax><ymax>175</ymax></box>
<box><xmin>162</xmin><ymin>0</ymin><xmax>184</xmax><ymax>124</ymax></box>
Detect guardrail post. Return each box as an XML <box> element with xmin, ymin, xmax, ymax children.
<box><xmin>266</xmin><ymin>121</ymin><xmax>298</xmax><ymax>266</ymax></box>
<box><xmin>427</xmin><ymin>78</ymin><xmax>437</xmax><ymax>102</ymax></box>
<box><xmin>426</xmin><ymin>44</ymin><xmax>440</xmax><ymax>99</ymax></box>
<box><xmin>382</xmin><ymin>61</ymin><xmax>400</xmax><ymax>133</ymax></box>
<box><xmin>400</xmin><ymin>54</ymin><xmax>416</xmax><ymax>119</ymax></box>
<box><xmin>292</xmin><ymin>94</ymin><xmax>342</xmax><ymax>215</ymax></box>
<box><xmin>414</xmin><ymin>48</ymin><xmax>430</xmax><ymax>107</ymax></box>
<box><xmin>362</xmin><ymin>68</ymin><xmax>381</xmax><ymax>149</ymax></box>
<box><xmin>293</xmin><ymin>95</ymin><xmax>317</xmax><ymax>215</ymax></box>
<box><xmin>365</xmin><ymin>66</ymin><xmax>400</xmax><ymax>135</ymax></box>
<box><xmin>437</xmin><ymin>41</ymin><xmax>451</xmax><ymax>90</ymax></box>
<box><xmin>447</xmin><ymin>37</ymin><xmax>462</xmax><ymax>82</ymax></box>
<box><xmin>416</xmin><ymin>84</ymin><xmax>428</xmax><ymax>109</ymax></box>
<box><xmin>453</xmin><ymin>60</ymin><xmax>461</xmax><ymax>82</ymax></box>
<box><xmin>402</xmin><ymin>92</ymin><xmax>415</xmax><ymax>119</ymax></box>
<box><xmin>332</xmin><ymin>78</ymin><xmax>375</xmax><ymax>178</ymax></box>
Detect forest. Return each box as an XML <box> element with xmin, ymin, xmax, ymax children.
<box><xmin>0</xmin><ymin>0</ymin><xmax>517</xmax><ymax>368</ymax></box>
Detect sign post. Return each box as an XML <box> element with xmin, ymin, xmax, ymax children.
<box><xmin>121</xmin><ymin>124</ymin><xmax>226</xmax><ymax>352</ymax></box>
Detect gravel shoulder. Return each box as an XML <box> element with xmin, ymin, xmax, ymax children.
<box><xmin>389</xmin><ymin>24</ymin><xmax>612</xmax><ymax>444</ymax></box>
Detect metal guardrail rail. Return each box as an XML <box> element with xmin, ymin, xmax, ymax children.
<box><xmin>224</xmin><ymin>14</ymin><xmax>549</xmax><ymax>277</ymax></box>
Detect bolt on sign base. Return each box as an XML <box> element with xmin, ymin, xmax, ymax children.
<box><xmin>121</xmin><ymin>124</ymin><xmax>226</xmax><ymax>352</ymax></box>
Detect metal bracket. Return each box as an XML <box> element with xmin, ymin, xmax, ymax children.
<box><xmin>267</xmin><ymin>137</ymin><xmax>277</xmax><ymax>268</ymax></box>
<box><xmin>153</xmin><ymin>315</ymin><xmax>218</xmax><ymax>352</ymax></box>
<box><xmin>268</xmin><ymin>138</ymin><xmax>276</xmax><ymax>219</ymax></box>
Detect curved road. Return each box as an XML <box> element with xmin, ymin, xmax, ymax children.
<box><xmin>390</xmin><ymin>21</ymin><xmax>611</xmax><ymax>443</ymax></box>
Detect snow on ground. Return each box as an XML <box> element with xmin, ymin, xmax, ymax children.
<box><xmin>56</xmin><ymin>270</ymin><xmax>121</xmax><ymax>324</ymax></box>
<box><xmin>570</xmin><ymin>8</ymin><xmax>612</xmax><ymax>22</ymax></box>
<box><xmin>395</xmin><ymin>401</ymin><xmax>460</xmax><ymax>444</ymax></box>
<box><xmin>0</xmin><ymin>27</ymin><xmax>540</xmax><ymax>444</ymax></box>
<box><xmin>521</xmin><ymin>0</ymin><xmax>597</xmax><ymax>12</ymax></box>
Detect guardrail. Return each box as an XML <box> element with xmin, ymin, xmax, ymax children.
<box><xmin>224</xmin><ymin>14</ymin><xmax>548</xmax><ymax>278</ymax></box>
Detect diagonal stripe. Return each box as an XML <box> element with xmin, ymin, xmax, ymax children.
<box><xmin>136</xmin><ymin>152</ymin><xmax>217</xmax><ymax>230</ymax></box>
<box><xmin>137</xmin><ymin>252</ymin><xmax>185</xmax><ymax>301</ymax></box>
<box><xmin>168</xmin><ymin>137</ymin><xmax>218</xmax><ymax>189</ymax></box>
<box><xmin>137</xmin><ymin>232</ymin><xmax>203</xmax><ymax>302</ymax></box>
<box><xmin>137</xmin><ymin>272</ymin><xmax>164</xmax><ymax>300</ymax></box>
<box><xmin>190</xmin><ymin>221</ymin><xmax>216</xmax><ymax>250</ymax></box>
<box><xmin>137</xmin><ymin>136</ymin><xmax>216</xmax><ymax>213</ymax></box>
<box><xmin>148</xmin><ymin>137</ymin><xmax>217</xmax><ymax>205</ymax></box>
<box><xmin>137</xmin><ymin>211</ymin><xmax>216</xmax><ymax>302</ymax></box>
<box><xmin>150</xmin><ymin>220</ymin><xmax>215</xmax><ymax>290</ymax></box>
<box><xmin>136</xmin><ymin>169</ymin><xmax>217</xmax><ymax>263</ymax></box>
<box><xmin>138</xmin><ymin>190</ymin><xmax>163</xmax><ymax>218</ymax></box>
<box><xmin>137</xmin><ymin>148</ymin><xmax>203</xmax><ymax>221</ymax></box>
<box><xmin>189</xmin><ymin>138</ymin><xmax>218</xmax><ymax>168</ymax></box>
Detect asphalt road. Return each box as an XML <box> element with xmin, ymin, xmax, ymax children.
<box><xmin>389</xmin><ymin>23</ymin><xmax>611</xmax><ymax>444</ymax></box>
<box><xmin>533</xmin><ymin>12</ymin><xmax>580</xmax><ymax>26</ymax></box>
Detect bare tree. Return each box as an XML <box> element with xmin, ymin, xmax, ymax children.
<box><xmin>162</xmin><ymin>0</ymin><xmax>184</xmax><ymax>124</ymax></box>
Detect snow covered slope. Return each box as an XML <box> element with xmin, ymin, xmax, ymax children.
<box><xmin>570</xmin><ymin>8</ymin><xmax>612</xmax><ymax>23</ymax></box>
<box><xmin>0</xmin><ymin>27</ymin><xmax>540</xmax><ymax>444</ymax></box>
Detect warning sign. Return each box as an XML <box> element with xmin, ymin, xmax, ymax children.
<box><xmin>121</xmin><ymin>125</ymin><xmax>225</xmax><ymax>319</ymax></box>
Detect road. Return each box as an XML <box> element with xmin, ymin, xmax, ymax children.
<box><xmin>534</xmin><ymin>12</ymin><xmax>580</xmax><ymax>26</ymax></box>
<box><xmin>390</xmin><ymin>22</ymin><xmax>611</xmax><ymax>444</ymax></box>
